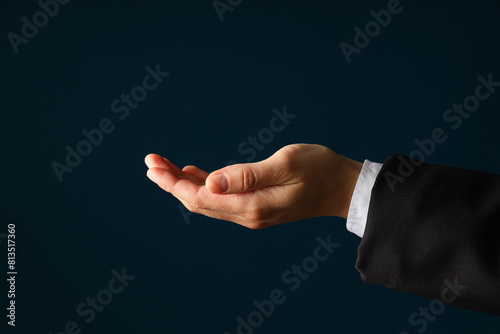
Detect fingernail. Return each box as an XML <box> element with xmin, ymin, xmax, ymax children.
<box><xmin>147</xmin><ymin>169</ymin><xmax>157</xmax><ymax>182</ymax></box>
<box><xmin>211</xmin><ymin>173</ymin><xmax>228</xmax><ymax>193</ymax></box>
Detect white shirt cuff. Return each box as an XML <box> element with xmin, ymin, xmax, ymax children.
<box><xmin>346</xmin><ymin>160</ymin><xmax>383</xmax><ymax>238</ymax></box>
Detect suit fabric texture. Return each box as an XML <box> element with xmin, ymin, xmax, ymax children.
<box><xmin>356</xmin><ymin>155</ymin><xmax>500</xmax><ymax>316</ymax></box>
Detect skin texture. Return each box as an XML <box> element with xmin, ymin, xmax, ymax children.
<box><xmin>145</xmin><ymin>143</ymin><xmax>363</xmax><ymax>229</ymax></box>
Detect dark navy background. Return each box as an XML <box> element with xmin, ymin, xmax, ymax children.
<box><xmin>2</xmin><ymin>0</ymin><xmax>500</xmax><ymax>333</ymax></box>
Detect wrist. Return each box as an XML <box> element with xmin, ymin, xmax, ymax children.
<box><xmin>334</xmin><ymin>155</ymin><xmax>363</xmax><ymax>219</ymax></box>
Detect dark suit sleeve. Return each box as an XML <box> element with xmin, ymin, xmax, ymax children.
<box><xmin>356</xmin><ymin>154</ymin><xmax>500</xmax><ymax>316</ymax></box>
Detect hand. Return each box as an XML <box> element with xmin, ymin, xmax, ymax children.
<box><xmin>145</xmin><ymin>143</ymin><xmax>362</xmax><ymax>229</ymax></box>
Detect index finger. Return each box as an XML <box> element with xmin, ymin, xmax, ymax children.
<box><xmin>146</xmin><ymin>167</ymin><xmax>256</xmax><ymax>216</ymax></box>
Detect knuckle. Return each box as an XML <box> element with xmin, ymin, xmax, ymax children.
<box><xmin>276</xmin><ymin>145</ymin><xmax>301</xmax><ymax>170</ymax></box>
<box><xmin>189</xmin><ymin>199</ymin><xmax>203</xmax><ymax>212</ymax></box>
<box><xmin>182</xmin><ymin>203</ymin><xmax>195</xmax><ymax>212</ymax></box>
<box><xmin>278</xmin><ymin>145</ymin><xmax>298</xmax><ymax>160</ymax></box>
<box><xmin>245</xmin><ymin>203</ymin><xmax>269</xmax><ymax>222</ymax></box>
<box><xmin>187</xmin><ymin>205</ymin><xmax>197</xmax><ymax>213</ymax></box>
<box><xmin>241</xmin><ymin>167</ymin><xmax>258</xmax><ymax>190</ymax></box>
<box><xmin>245</xmin><ymin>211</ymin><xmax>262</xmax><ymax>222</ymax></box>
<box><xmin>245</xmin><ymin>221</ymin><xmax>262</xmax><ymax>230</ymax></box>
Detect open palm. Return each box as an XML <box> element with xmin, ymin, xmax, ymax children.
<box><xmin>145</xmin><ymin>144</ymin><xmax>362</xmax><ymax>229</ymax></box>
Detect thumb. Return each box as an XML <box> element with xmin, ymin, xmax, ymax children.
<box><xmin>206</xmin><ymin>159</ymin><xmax>283</xmax><ymax>194</ymax></box>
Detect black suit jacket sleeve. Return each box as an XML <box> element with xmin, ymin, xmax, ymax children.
<box><xmin>356</xmin><ymin>154</ymin><xmax>500</xmax><ymax>316</ymax></box>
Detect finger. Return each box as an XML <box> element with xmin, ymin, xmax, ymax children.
<box><xmin>148</xmin><ymin>166</ymin><xmax>271</xmax><ymax>222</ymax></box>
<box><xmin>147</xmin><ymin>167</ymin><xmax>202</xmax><ymax>200</ymax></box>
<box><xmin>182</xmin><ymin>165</ymin><xmax>209</xmax><ymax>182</ymax></box>
<box><xmin>178</xmin><ymin>198</ymin><xmax>264</xmax><ymax>229</ymax></box>
<box><xmin>178</xmin><ymin>197</ymin><xmax>240</xmax><ymax>222</ymax></box>
<box><xmin>145</xmin><ymin>154</ymin><xmax>183</xmax><ymax>176</ymax></box>
<box><xmin>205</xmin><ymin>158</ymin><xmax>288</xmax><ymax>194</ymax></box>
<box><xmin>145</xmin><ymin>155</ymin><xmax>205</xmax><ymax>185</ymax></box>
<box><xmin>148</xmin><ymin>167</ymin><xmax>254</xmax><ymax>213</ymax></box>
